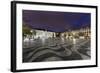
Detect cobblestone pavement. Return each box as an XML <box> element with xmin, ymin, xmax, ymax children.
<box><xmin>23</xmin><ymin>38</ymin><xmax>91</xmax><ymax>62</ymax></box>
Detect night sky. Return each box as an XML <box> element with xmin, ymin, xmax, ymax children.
<box><xmin>23</xmin><ymin>10</ymin><xmax>91</xmax><ymax>32</ymax></box>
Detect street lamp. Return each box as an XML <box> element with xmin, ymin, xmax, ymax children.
<box><xmin>30</xmin><ymin>30</ymin><xmax>33</xmax><ymax>40</ymax></box>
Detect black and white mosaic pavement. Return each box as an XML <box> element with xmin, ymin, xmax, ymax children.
<box><xmin>23</xmin><ymin>38</ymin><xmax>91</xmax><ymax>62</ymax></box>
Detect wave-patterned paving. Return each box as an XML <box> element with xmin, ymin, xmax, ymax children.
<box><xmin>23</xmin><ymin>39</ymin><xmax>91</xmax><ymax>62</ymax></box>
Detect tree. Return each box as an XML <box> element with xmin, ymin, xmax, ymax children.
<box><xmin>23</xmin><ymin>23</ymin><xmax>37</xmax><ymax>40</ymax></box>
<box><xmin>22</xmin><ymin>23</ymin><xmax>33</xmax><ymax>40</ymax></box>
<box><xmin>23</xmin><ymin>26</ymin><xmax>32</xmax><ymax>36</ymax></box>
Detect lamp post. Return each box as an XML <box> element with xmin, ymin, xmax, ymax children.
<box><xmin>30</xmin><ymin>30</ymin><xmax>33</xmax><ymax>40</ymax></box>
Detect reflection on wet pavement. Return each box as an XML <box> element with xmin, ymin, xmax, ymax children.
<box><xmin>23</xmin><ymin>38</ymin><xmax>91</xmax><ymax>62</ymax></box>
